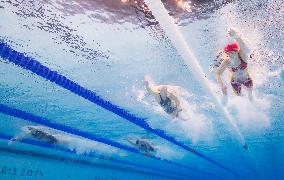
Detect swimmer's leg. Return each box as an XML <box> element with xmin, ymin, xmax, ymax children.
<box><xmin>174</xmin><ymin>109</ymin><xmax>190</xmax><ymax>121</ymax></box>
<box><xmin>231</xmin><ymin>79</ymin><xmax>242</xmax><ymax>96</ymax></box>
<box><xmin>247</xmin><ymin>88</ymin><xmax>253</xmax><ymax>101</ymax></box>
<box><xmin>144</xmin><ymin>75</ymin><xmax>155</xmax><ymax>91</ymax></box>
<box><xmin>55</xmin><ymin>136</ymin><xmax>71</xmax><ymax>147</ymax></box>
<box><xmin>243</xmin><ymin>77</ymin><xmax>253</xmax><ymax>101</ymax></box>
<box><xmin>170</xmin><ymin>112</ymin><xmax>179</xmax><ymax>119</ymax></box>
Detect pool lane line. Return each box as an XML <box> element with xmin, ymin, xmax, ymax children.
<box><xmin>0</xmin><ymin>42</ymin><xmax>238</xmax><ymax>178</ymax></box>
<box><xmin>0</xmin><ymin>104</ymin><xmax>217</xmax><ymax>179</ymax></box>
<box><xmin>0</xmin><ymin>136</ymin><xmax>183</xmax><ymax>180</ymax></box>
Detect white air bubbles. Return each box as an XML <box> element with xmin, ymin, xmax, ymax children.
<box><xmin>135</xmin><ymin>84</ymin><xmax>213</xmax><ymax>144</ymax></box>
<box><xmin>228</xmin><ymin>94</ymin><xmax>271</xmax><ymax>131</ymax></box>
<box><xmin>19</xmin><ymin>125</ymin><xmax>122</xmax><ymax>156</ymax></box>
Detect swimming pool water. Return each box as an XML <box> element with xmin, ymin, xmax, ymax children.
<box><xmin>0</xmin><ymin>0</ymin><xmax>283</xmax><ymax>179</ymax></box>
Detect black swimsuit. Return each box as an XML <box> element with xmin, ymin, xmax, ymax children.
<box><xmin>31</xmin><ymin>130</ymin><xmax>58</xmax><ymax>144</ymax></box>
<box><xmin>136</xmin><ymin>140</ymin><xmax>155</xmax><ymax>153</ymax></box>
<box><xmin>159</xmin><ymin>94</ymin><xmax>176</xmax><ymax>114</ymax></box>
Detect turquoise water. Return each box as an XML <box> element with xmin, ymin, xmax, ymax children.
<box><xmin>0</xmin><ymin>0</ymin><xmax>283</xmax><ymax>179</ymax></box>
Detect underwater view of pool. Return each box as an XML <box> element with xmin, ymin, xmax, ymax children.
<box><xmin>0</xmin><ymin>0</ymin><xmax>283</xmax><ymax>179</ymax></box>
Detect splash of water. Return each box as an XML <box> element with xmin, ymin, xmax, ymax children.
<box><xmin>143</xmin><ymin>0</ymin><xmax>247</xmax><ymax>149</ymax></box>
<box><xmin>125</xmin><ymin>135</ymin><xmax>185</xmax><ymax>160</ymax></box>
<box><xmin>173</xmin><ymin>97</ymin><xmax>214</xmax><ymax>143</ymax></box>
<box><xmin>134</xmin><ymin>82</ymin><xmax>213</xmax><ymax>143</ymax></box>
<box><xmin>21</xmin><ymin>126</ymin><xmax>121</xmax><ymax>156</ymax></box>
<box><xmin>55</xmin><ymin>134</ymin><xmax>121</xmax><ymax>156</ymax></box>
<box><xmin>228</xmin><ymin>95</ymin><xmax>271</xmax><ymax>131</ymax></box>
<box><xmin>155</xmin><ymin>144</ymin><xmax>185</xmax><ymax>160</ymax></box>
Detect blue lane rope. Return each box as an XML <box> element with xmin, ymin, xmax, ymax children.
<box><xmin>0</xmin><ymin>42</ymin><xmax>238</xmax><ymax>177</ymax></box>
<box><xmin>0</xmin><ymin>133</ymin><xmax>185</xmax><ymax>179</ymax></box>
<box><xmin>0</xmin><ymin>104</ymin><xmax>138</xmax><ymax>154</ymax></box>
<box><xmin>0</xmin><ymin>104</ymin><xmax>215</xmax><ymax>178</ymax></box>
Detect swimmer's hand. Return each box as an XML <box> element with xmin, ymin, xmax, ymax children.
<box><xmin>8</xmin><ymin>138</ymin><xmax>17</xmax><ymax>145</ymax></box>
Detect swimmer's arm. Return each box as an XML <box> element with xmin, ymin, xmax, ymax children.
<box><xmin>126</xmin><ymin>138</ymin><xmax>136</xmax><ymax>146</ymax></box>
<box><xmin>8</xmin><ymin>132</ymin><xmax>28</xmax><ymax>145</ymax></box>
<box><xmin>145</xmin><ymin>83</ymin><xmax>160</xmax><ymax>95</ymax></box>
<box><xmin>215</xmin><ymin>59</ymin><xmax>229</xmax><ymax>94</ymax></box>
<box><xmin>232</xmin><ymin>33</ymin><xmax>251</xmax><ymax>62</ymax></box>
<box><xmin>152</xmin><ymin>89</ymin><xmax>162</xmax><ymax>103</ymax></box>
<box><xmin>146</xmin><ymin>86</ymin><xmax>163</xmax><ymax>104</ymax></box>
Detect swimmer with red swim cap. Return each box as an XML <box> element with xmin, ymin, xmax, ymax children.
<box><xmin>215</xmin><ymin>28</ymin><xmax>253</xmax><ymax>101</ymax></box>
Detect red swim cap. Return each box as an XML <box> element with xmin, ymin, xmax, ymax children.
<box><xmin>224</xmin><ymin>42</ymin><xmax>240</xmax><ymax>53</ymax></box>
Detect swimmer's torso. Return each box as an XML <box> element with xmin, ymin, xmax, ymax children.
<box><xmin>159</xmin><ymin>94</ymin><xmax>176</xmax><ymax>114</ymax></box>
<box><xmin>136</xmin><ymin>139</ymin><xmax>155</xmax><ymax>152</ymax></box>
<box><xmin>25</xmin><ymin>126</ymin><xmax>58</xmax><ymax>144</ymax></box>
<box><xmin>228</xmin><ymin>53</ymin><xmax>249</xmax><ymax>81</ymax></box>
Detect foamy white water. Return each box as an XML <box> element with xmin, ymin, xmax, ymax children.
<box><xmin>144</xmin><ymin>0</ymin><xmax>247</xmax><ymax>148</ymax></box>
<box><xmin>20</xmin><ymin>126</ymin><xmax>121</xmax><ymax>156</ymax></box>
<box><xmin>133</xmin><ymin>78</ymin><xmax>213</xmax><ymax>143</ymax></box>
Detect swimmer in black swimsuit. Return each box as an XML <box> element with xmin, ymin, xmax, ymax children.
<box><xmin>144</xmin><ymin>75</ymin><xmax>183</xmax><ymax>119</ymax></box>
<box><xmin>158</xmin><ymin>87</ymin><xmax>181</xmax><ymax>117</ymax></box>
<box><xmin>159</xmin><ymin>94</ymin><xmax>176</xmax><ymax>114</ymax></box>
<box><xmin>9</xmin><ymin>125</ymin><xmax>59</xmax><ymax>145</ymax></box>
<box><xmin>127</xmin><ymin>137</ymin><xmax>157</xmax><ymax>155</ymax></box>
